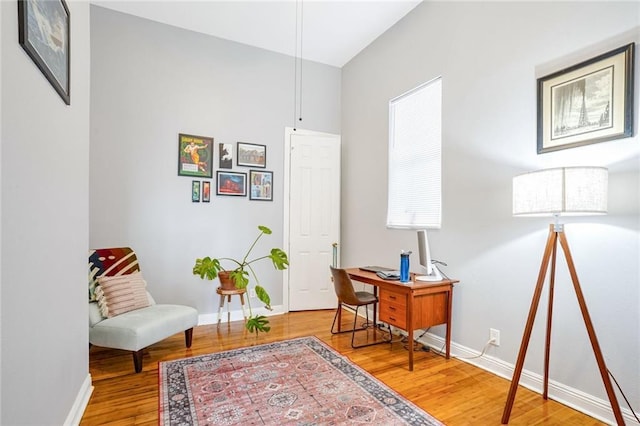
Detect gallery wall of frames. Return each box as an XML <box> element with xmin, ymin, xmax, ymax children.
<box><xmin>178</xmin><ymin>133</ymin><xmax>273</xmax><ymax>203</ymax></box>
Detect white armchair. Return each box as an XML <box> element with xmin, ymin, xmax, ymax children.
<box><xmin>89</xmin><ymin>247</ymin><xmax>198</xmax><ymax>373</ymax></box>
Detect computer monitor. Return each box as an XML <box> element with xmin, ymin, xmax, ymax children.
<box><xmin>416</xmin><ymin>229</ymin><xmax>442</xmax><ymax>282</ymax></box>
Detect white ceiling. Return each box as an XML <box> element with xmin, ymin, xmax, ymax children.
<box><xmin>91</xmin><ymin>0</ymin><xmax>423</xmax><ymax>67</ymax></box>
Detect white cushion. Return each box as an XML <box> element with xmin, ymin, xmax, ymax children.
<box><xmin>89</xmin><ymin>304</ymin><xmax>198</xmax><ymax>351</ymax></box>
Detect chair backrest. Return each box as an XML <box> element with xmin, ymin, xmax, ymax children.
<box><xmin>89</xmin><ymin>247</ymin><xmax>140</xmax><ymax>302</ymax></box>
<box><xmin>329</xmin><ymin>266</ymin><xmax>361</xmax><ymax>306</ymax></box>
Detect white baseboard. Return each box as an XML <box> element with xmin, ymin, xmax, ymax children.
<box><xmin>416</xmin><ymin>332</ymin><xmax>639</xmax><ymax>426</ymax></box>
<box><xmin>64</xmin><ymin>373</ymin><xmax>93</xmax><ymax>426</ymax></box>
<box><xmin>198</xmin><ymin>304</ymin><xmax>285</xmax><ymax>325</ymax></box>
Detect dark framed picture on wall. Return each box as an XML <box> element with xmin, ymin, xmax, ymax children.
<box><xmin>217</xmin><ymin>171</ymin><xmax>246</xmax><ymax>196</ymax></box>
<box><xmin>537</xmin><ymin>43</ymin><xmax>635</xmax><ymax>154</ymax></box>
<box><xmin>18</xmin><ymin>0</ymin><xmax>71</xmax><ymax>105</ymax></box>
<box><xmin>202</xmin><ymin>181</ymin><xmax>211</xmax><ymax>202</ymax></box>
<box><xmin>178</xmin><ymin>134</ymin><xmax>213</xmax><ymax>178</ymax></box>
<box><xmin>249</xmin><ymin>170</ymin><xmax>273</xmax><ymax>201</ymax></box>
<box><xmin>237</xmin><ymin>142</ymin><xmax>266</xmax><ymax>168</ymax></box>
<box><xmin>219</xmin><ymin>143</ymin><xmax>233</xmax><ymax>169</ymax></box>
<box><xmin>192</xmin><ymin>181</ymin><xmax>201</xmax><ymax>202</ymax></box>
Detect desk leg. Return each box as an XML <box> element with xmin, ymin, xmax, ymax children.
<box><xmin>373</xmin><ymin>285</ymin><xmax>378</xmax><ymax>327</ymax></box>
<box><xmin>445</xmin><ymin>287</ymin><xmax>452</xmax><ymax>359</ymax></box>
<box><xmin>408</xmin><ymin>328</ymin><xmax>414</xmax><ymax>371</ymax></box>
<box><xmin>408</xmin><ymin>293</ymin><xmax>414</xmax><ymax>371</ymax></box>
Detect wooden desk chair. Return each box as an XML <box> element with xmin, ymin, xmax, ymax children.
<box><xmin>330</xmin><ymin>266</ymin><xmax>385</xmax><ymax>348</ymax></box>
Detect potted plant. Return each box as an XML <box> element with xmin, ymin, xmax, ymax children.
<box><xmin>192</xmin><ymin>225</ymin><xmax>289</xmax><ymax>335</ymax></box>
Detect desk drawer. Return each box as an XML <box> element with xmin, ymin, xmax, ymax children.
<box><xmin>380</xmin><ymin>289</ymin><xmax>406</xmax><ymax>305</ymax></box>
<box><xmin>379</xmin><ymin>289</ymin><xmax>407</xmax><ymax>329</ymax></box>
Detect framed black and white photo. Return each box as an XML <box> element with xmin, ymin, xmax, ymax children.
<box><xmin>537</xmin><ymin>43</ymin><xmax>634</xmax><ymax>154</ymax></box>
<box><xmin>218</xmin><ymin>143</ymin><xmax>233</xmax><ymax>169</ymax></box>
<box><xmin>237</xmin><ymin>142</ymin><xmax>266</xmax><ymax>168</ymax></box>
<box><xmin>249</xmin><ymin>170</ymin><xmax>273</xmax><ymax>201</ymax></box>
<box><xmin>18</xmin><ymin>0</ymin><xmax>70</xmax><ymax>105</ymax></box>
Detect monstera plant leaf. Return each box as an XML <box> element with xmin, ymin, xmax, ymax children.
<box><xmin>255</xmin><ymin>285</ymin><xmax>271</xmax><ymax>310</ymax></box>
<box><xmin>269</xmin><ymin>248</ymin><xmax>289</xmax><ymax>271</ymax></box>
<box><xmin>192</xmin><ymin>257</ymin><xmax>221</xmax><ymax>280</ymax></box>
<box><xmin>246</xmin><ymin>315</ymin><xmax>271</xmax><ymax>336</ymax></box>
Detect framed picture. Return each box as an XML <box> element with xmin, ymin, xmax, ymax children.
<box><xmin>217</xmin><ymin>171</ymin><xmax>246</xmax><ymax>196</ymax></box>
<box><xmin>178</xmin><ymin>133</ymin><xmax>213</xmax><ymax>178</ymax></box>
<box><xmin>18</xmin><ymin>0</ymin><xmax>70</xmax><ymax>105</ymax></box>
<box><xmin>192</xmin><ymin>181</ymin><xmax>201</xmax><ymax>202</ymax></box>
<box><xmin>537</xmin><ymin>43</ymin><xmax>634</xmax><ymax>154</ymax></box>
<box><xmin>249</xmin><ymin>170</ymin><xmax>273</xmax><ymax>201</ymax></box>
<box><xmin>219</xmin><ymin>143</ymin><xmax>233</xmax><ymax>169</ymax></box>
<box><xmin>237</xmin><ymin>142</ymin><xmax>266</xmax><ymax>168</ymax></box>
<box><xmin>202</xmin><ymin>181</ymin><xmax>211</xmax><ymax>202</ymax></box>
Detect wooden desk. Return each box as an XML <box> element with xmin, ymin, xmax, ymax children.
<box><xmin>346</xmin><ymin>268</ymin><xmax>459</xmax><ymax>371</ymax></box>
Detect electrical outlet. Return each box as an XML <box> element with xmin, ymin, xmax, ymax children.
<box><xmin>490</xmin><ymin>328</ymin><xmax>500</xmax><ymax>346</ymax></box>
<box><xmin>249</xmin><ymin>289</ymin><xmax>257</xmax><ymax>298</ymax></box>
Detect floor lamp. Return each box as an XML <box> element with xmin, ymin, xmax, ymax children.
<box><xmin>502</xmin><ymin>166</ymin><xmax>625</xmax><ymax>425</ymax></box>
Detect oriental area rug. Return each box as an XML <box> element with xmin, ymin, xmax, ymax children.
<box><xmin>159</xmin><ymin>336</ymin><xmax>443</xmax><ymax>425</ymax></box>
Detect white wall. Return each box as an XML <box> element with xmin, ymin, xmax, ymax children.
<box><xmin>341</xmin><ymin>1</ymin><xmax>639</xmax><ymax>422</ymax></box>
<box><xmin>89</xmin><ymin>6</ymin><xmax>341</xmax><ymax>316</ymax></box>
<box><xmin>1</xmin><ymin>1</ymin><xmax>91</xmax><ymax>424</ymax></box>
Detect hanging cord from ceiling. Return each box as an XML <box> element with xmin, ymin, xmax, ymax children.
<box><xmin>298</xmin><ymin>0</ymin><xmax>304</xmax><ymax>124</ymax></box>
<box><xmin>293</xmin><ymin>0</ymin><xmax>304</xmax><ymax>131</ymax></box>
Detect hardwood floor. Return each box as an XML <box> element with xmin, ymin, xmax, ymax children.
<box><xmin>81</xmin><ymin>310</ymin><xmax>605</xmax><ymax>425</ymax></box>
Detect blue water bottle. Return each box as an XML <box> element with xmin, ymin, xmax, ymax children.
<box><xmin>400</xmin><ymin>250</ymin><xmax>411</xmax><ymax>283</ymax></box>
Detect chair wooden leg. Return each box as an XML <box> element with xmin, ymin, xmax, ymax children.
<box><xmin>132</xmin><ymin>350</ymin><xmax>143</xmax><ymax>373</ymax></box>
<box><xmin>185</xmin><ymin>328</ymin><xmax>193</xmax><ymax>348</ymax></box>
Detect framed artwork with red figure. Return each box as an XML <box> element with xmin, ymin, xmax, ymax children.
<box><xmin>216</xmin><ymin>171</ymin><xmax>246</xmax><ymax>196</ymax></box>
<box><xmin>202</xmin><ymin>181</ymin><xmax>211</xmax><ymax>202</ymax></box>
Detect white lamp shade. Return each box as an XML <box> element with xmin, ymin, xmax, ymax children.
<box><xmin>513</xmin><ymin>167</ymin><xmax>608</xmax><ymax>216</ymax></box>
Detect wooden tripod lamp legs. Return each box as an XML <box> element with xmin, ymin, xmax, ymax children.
<box><xmin>501</xmin><ymin>224</ymin><xmax>625</xmax><ymax>425</ymax></box>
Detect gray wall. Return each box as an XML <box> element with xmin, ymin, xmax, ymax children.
<box><xmin>1</xmin><ymin>0</ymin><xmax>91</xmax><ymax>424</ymax></box>
<box><xmin>90</xmin><ymin>6</ymin><xmax>341</xmax><ymax>315</ymax></box>
<box><xmin>342</xmin><ymin>1</ymin><xmax>639</xmax><ymax>421</ymax></box>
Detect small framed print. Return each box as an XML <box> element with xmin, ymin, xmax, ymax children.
<box><xmin>237</xmin><ymin>142</ymin><xmax>266</xmax><ymax>168</ymax></box>
<box><xmin>219</xmin><ymin>143</ymin><xmax>233</xmax><ymax>169</ymax></box>
<box><xmin>249</xmin><ymin>170</ymin><xmax>273</xmax><ymax>201</ymax></box>
<box><xmin>202</xmin><ymin>181</ymin><xmax>211</xmax><ymax>202</ymax></box>
<box><xmin>537</xmin><ymin>43</ymin><xmax>634</xmax><ymax>153</ymax></box>
<box><xmin>178</xmin><ymin>133</ymin><xmax>213</xmax><ymax>178</ymax></box>
<box><xmin>216</xmin><ymin>171</ymin><xmax>246</xmax><ymax>196</ymax></box>
<box><xmin>192</xmin><ymin>181</ymin><xmax>201</xmax><ymax>202</ymax></box>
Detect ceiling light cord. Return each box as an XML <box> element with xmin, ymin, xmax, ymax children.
<box><xmin>293</xmin><ymin>0</ymin><xmax>304</xmax><ymax>131</ymax></box>
<box><xmin>293</xmin><ymin>0</ymin><xmax>298</xmax><ymax>131</ymax></box>
<box><xmin>298</xmin><ymin>0</ymin><xmax>304</xmax><ymax>124</ymax></box>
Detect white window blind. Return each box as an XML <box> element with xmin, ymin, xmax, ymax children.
<box><xmin>387</xmin><ymin>77</ymin><xmax>442</xmax><ymax>229</ymax></box>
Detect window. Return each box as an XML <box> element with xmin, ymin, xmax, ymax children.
<box><xmin>387</xmin><ymin>77</ymin><xmax>442</xmax><ymax>229</ymax></box>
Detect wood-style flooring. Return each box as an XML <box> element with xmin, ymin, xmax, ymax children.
<box><xmin>81</xmin><ymin>310</ymin><xmax>605</xmax><ymax>425</ymax></box>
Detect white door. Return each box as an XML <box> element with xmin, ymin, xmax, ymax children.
<box><xmin>284</xmin><ymin>128</ymin><xmax>341</xmax><ymax>311</ymax></box>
